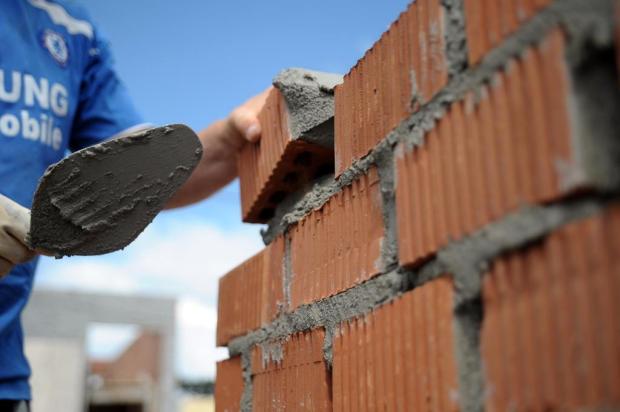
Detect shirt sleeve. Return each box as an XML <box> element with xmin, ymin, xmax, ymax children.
<box><xmin>69</xmin><ymin>29</ymin><xmax>146</xmax><ymax>151</ymax></box>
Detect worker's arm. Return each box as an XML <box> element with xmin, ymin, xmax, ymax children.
<box><xmin>0</xmin><ymin>194</ymin><xmax>35</xmax><ymax>277</ymax></box>
<box><xmin>165</xmin><ymin>88</ymin><xmax>271</xmax><ymax>209</ymax></box>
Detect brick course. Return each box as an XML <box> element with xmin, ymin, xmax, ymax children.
<box><xmin>215</xmin><ymin>357</ymin><xmax>244</xmax><ymax>412</ymax></box>
<box><xmin>334</xmin><ymin>0</ymin><xmax>448</xmax><ymax>176</ymax></box>
<box><xmin>396</xmin><ymin>29</ymin><xmax>577</xmax><ymax>268</ymax></box>
<box><xmin>332</xmin><ymin>277</ymin><xmax>459</xmax><ymax>411</ymax></box>
<box><xmin>251</xmin><ymin>329</ymin><xmax>331</xmax><ymax>411</ymax></box>
<box><xmin>464</xmin><ymin>0</ymin><xmax>553</xmax><ymax>65</ymax></box>
<box><xmin>289</xmin><ymin>167</ymin><xmax>384</xmax><ymax>309</ymax></box>
<box><xmin>216</xmin><ymin>237</ymin><xmax>284</xmax><ymax>346</ymax></box>
<box><xmin>481</xmin><ymin>205</ymin><xmax>620</xmax><ymax>411</ymax></box>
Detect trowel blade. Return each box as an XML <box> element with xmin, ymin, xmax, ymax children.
<box><xmin>29</xmin><ymin>124</ymin><xmax>203</xmax><ymax>257</ymax></box>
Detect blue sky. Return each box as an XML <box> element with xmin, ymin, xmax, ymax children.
<box><xmin>36</xmin><ymin>0</ymin><xmax>410</xmax><ymax>379</ymax></box>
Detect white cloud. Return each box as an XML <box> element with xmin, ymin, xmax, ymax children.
<box><xmin>176</xmin><ymin>298</ymin><xmax>228</xmax><ymax>379</ymax></box>
<box><xmin>36</xmin><ymin>219</ymin><xmax>263</xmax><ymax>299</ymax></box>
<box><xmin>86</xmin><ymin>323</ymin><xmax>140</xmax><ymax>361</ymax></box>
<box><xmin>34</xmin><ymin>218</ymin><xmax>264</xmax><ymax>379</ymax></box>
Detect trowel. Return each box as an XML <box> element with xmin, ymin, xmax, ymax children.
<box><xmin>28</xmin><ymin>124</ymin><xmax>203</xmax><ymax>257</ymax></box>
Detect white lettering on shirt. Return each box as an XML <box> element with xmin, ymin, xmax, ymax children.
<box><xmin>50</xmin><ymin>83</ymin><xmax>68</xmax><ymax>117</ymax></box>
<box><xmin>0</xmin><ymin>114</ymin><xmax>20</xmax><ymax>137</ymax></box>
<box><xmin>0</xmin><ymin>70</ymin><xmax>67</xmax><ymax>150</ymax></box>
<box><xmin>0</xmin><ymin>71</ymin><xmax>21</xmax><ymax>103</ymax></box>
<box><xmin>0</xmin><ymin>70</ymin><xmax>68</xmax><ymax>117</ymax></box>
<box><xmin>24</xmin><ymin>74</ymin><xmax>49</xmax><ymax>110</ymax></box>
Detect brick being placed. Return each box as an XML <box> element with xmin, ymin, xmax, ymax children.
<box><xmin>238</xmin><ymin>68</ymin><xmax>343</xmax><ymax>223</ymax></box>
<box><xmin>215</xmin><ymin>357</ymin><xmax>244</xmax><ymax>412</ymax></box>
<box><xmin>289</xmin><ymin>167</ymin><xmax>384</xmax><ymax>310</ymax></box>
<box><xmin>334</xmin><ymin>0</ymin><xmax>449</xmax><ymax>176</ymax></box>
<box><xmin>463</xmin><ymin>0</ymin><xmax>553</xmax><ymax>65</ymax></box>
<box><xmin>396</xmin><ymin>29</ymin><xmax>617</xmax><ymax>268</ymax></box>
<box><xmin>332</xmin><ymin>277</ymin><xmax>459</xmax><ymax>412</ymax></box>
<box><xmin>216</xmin><ymin>237</ymin><xmax>284</xmax><ymax>346</ymax></box>
<box><xmin>251</xmin><ymin>329</ymin><xmax>331</xmax><ymax>411</ymax></box>
<box><xmin>481</xmin><ymin>204</ymin><xmax>620</xmax><ymax>411</ymax></box>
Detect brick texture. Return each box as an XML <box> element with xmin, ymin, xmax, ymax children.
<box><xmin>290</xmin><ymin>167</ymin><xmax>383</xmax><ymax>310</ymax></box>
<box><xmin>251</xmin><ymin>329</ymin><xmax>331</xmax><ymax>411</ymax></box>
<box><xmin>396</xmin><ymin>29</ymin><xmax>576</xmax><ymax>267</ymax></box>
<box><xmin>216</xmin><ymin>237</ymin><xmax>284</xmax><ymax>346</ymax></box>
<box><xmin>216</xmin><ymin>2</ymin><xmax>619</xmax><ymax>410</ymax></box>
<box><xmin>215</xmin><ymin>357</ymin><xmax>244</xmax><ymax>412</ymax></box>
<box><xmin>482</xmin><ymin>205</ymin><xmax>620</xmax><ymax>411</ymax></box>
<box><xmin>334</xmin><ymin>0</ymin><xmax>448</xmax><ymax>176</ymax></box>
<box><xmin>332</xmin><ymin>277</ymin><xmax>459</xmax><ymax>411</ymax></box>
<box><xmin>464</xmin><ymin>0</ymin><xmax>553</xmax><ymax>65</ymax></box>
<box><xmin>238</xmin><ymin>87</ymin><xmax>334</xmax><ymax>223</ymax></box>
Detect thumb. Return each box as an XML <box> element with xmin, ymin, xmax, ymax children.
<box><xmin>0</xmin><ymin>194</ymin><xmax>30</xmax><ymax>240</ymax></box>
<box><xmin>229</xmin><ymin>107</ymin><xmax>261</xmax><ymax>143</ymax></box>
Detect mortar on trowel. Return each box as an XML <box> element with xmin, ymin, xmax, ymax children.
<box><xmin>28</xmin><ymin>124</ymin><xmax>202</xmax><ymax>258</ymax></box>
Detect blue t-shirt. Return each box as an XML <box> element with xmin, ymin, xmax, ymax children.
<box><xmin>0</xmin><ymin>0</ymin><xmax>144</xmax><ymax>399</ymax></box>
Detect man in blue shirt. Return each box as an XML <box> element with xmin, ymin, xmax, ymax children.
<box><xmin>0</xmin><ymin>0</ymin><xmax>268</xmax><ymax>408</ymax></box>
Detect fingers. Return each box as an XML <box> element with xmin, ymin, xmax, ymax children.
<box><xmin>229</xmin><ymin>107</ymin><xmax>262</xmax><ymax>143</ymax></box>
<box><xmin>229</xmin><ymin>87</ymin><xmax>273</xmax><ymax>143</ymax></box>
<box><xmin>0</xmin><ymin>195</ymin><xmax>36</xmax><ymax>277</ymax></box>
<box><xmin>0</xmin><ymin>228</ymin><xmax>36</xmax><ymax>265</ymax></box>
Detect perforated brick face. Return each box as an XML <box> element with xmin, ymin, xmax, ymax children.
<box><xmin>289</xmin><ymin>168</ymin><xmax>384</xmax><ymax>309</ymax></box>
<box><xmin>482</xmin><ymin>205</ymin><xmax>620</xmax><ymax>411</ymax></box>
<box><xmin>216</xmin><ymin>237</ymin><xmax>284</xmax><ymax>346</ymax></box>
<box><xmin>396</xmin><ymin>30</ymin><xmax>577</xmax><ymax>268</ymax></box>
<box><xmin>334</xmin><ymin>0</ymin><xmax>448</xmax><ymax>176</ymax></box>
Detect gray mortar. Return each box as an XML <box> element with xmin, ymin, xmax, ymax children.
<box><xmin>273</xmin><ymin>68</ymin><xmax>343</xmax><ymax>147</ymax></box>
<box><xmin>227</xmin><ymin>268</ymin><xmax>405</xmax><ymax>356</ymax></box>
<box><xmin>29</xmin><ymin>125</ymin><xmax>202</xmax><ymax>257</ymax></box>
<box><xmin>240</xmin><ymin>351</ymin><xmax>253</xmax><ymax>412</ymax></box>
<box><xmin>441</xmin><ymin>0</ymin><xmax>469</xmax><ymax>76</ymax></box>
<box><xmin>375</xmin><ymin>146</ymin><xmax>399</xmax><ymax>271</ymax></box>
<box><xmin>453</xmin><ymin>299</ymin><xmax>484</xmax><ymax>412</ymax></box>
<box><xmin>282</xmin><ymin>235</ymin><xmax>293</xmax><ymax>312</ymax></box>
<box><xmin>441</xmin><ymin>199</ymin><xmax>608</xmax><ymax>306</ymax></box>
<box><xmin>322</xmin><ymin>324</ymin><xmax>336</xmax><ymax>367</ymax></box>
<box><xmin>258</xmin><ymin>341</ymin><xmax>284</xmax><ymax>369</ymax></box>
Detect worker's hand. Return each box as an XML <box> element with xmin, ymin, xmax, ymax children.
<box><xmin>224</xmin><ymin>87</ymin><xmax>272</xmax><ymax>148</ymax></box>
<box><xmin>0</xmin><ymin>194</ymin><xmax>36</xmax><ymax>277</ymax></box>
<box><xmin>165</xmin><ymin>87</ymin><xmax>272</xmax><ymax>208</ymax></box>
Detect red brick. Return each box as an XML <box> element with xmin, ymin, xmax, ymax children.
<box><xmin>289</xmin><ymin>167</ymin><xmax>383</xmax><ymax>309</ymax></box>
<box><xmin>334</xmin><ymin>0</ymin><xmax>448</xmax><ymax>176</ymax></box>
<box><xmin>238</xmin><ymin>85</ymin><xmax>335</xmax><ymax>223</ymax></box>
<box><xmin>251</xmin><ymin>329</ymin><xmax>331</xmax><ymax>411</ymax></box>
<box><xmin>396</xmin><ymin>29</ymin><xmax>583</xmax><ymax>267</ymax></box>
<box><xmin>216</xmin><ymin>237</ymin><xmax>284</xmax><ymax>346</ymax></box>
<box><xmin>481</xmin><ymin>204</ymin><xmax>620</xmax><ymax>411</ymax></box>
<box><xmin>332</xmin><ymin>277</ymin><xmax>459</xmax><ymax>411</ymax></box>
<box><xmin>215</xmin><ymin>357</ymin><xmax>244</xmax><ymax>412</ymax></box>
<box><xmin>464</xmin><ymin>0</ymin><xmax>554</xmax><ymax>65</ymax></box>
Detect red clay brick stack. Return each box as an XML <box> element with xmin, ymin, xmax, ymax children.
<box><xmin>216</xmin><ymin>0</ymin><xmax>620</xmax><ymax>410</ymax></box>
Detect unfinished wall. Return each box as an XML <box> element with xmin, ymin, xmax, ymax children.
<box><xmin>216</xmin><ymin>0</ymin><xmax>620</xmax><ymax>410</ymax></box>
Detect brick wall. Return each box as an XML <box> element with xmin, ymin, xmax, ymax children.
<box><xmin>216</xmin><ymin>0</ymin><xmax>620</xmax><ymax>410</ymax></box>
